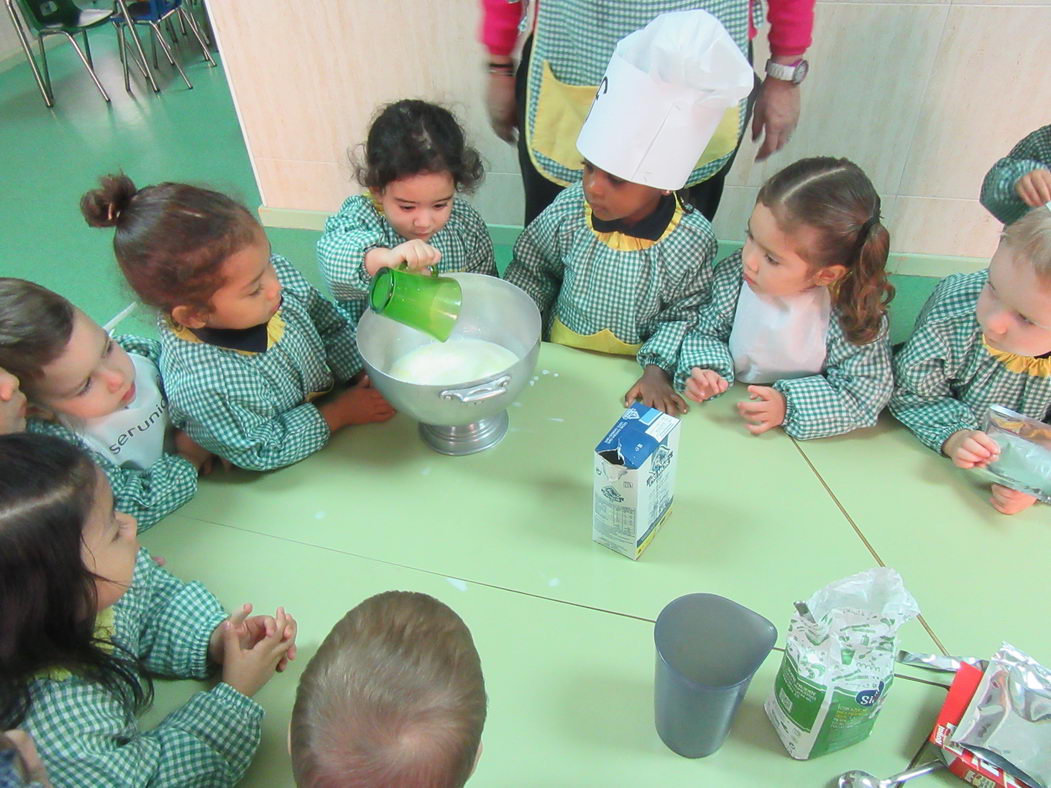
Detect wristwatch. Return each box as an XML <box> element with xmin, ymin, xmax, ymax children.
<box><xmin>764</xmin><ymin>58</ymin><xmax>809</xmax><ymax>85</ymax></box>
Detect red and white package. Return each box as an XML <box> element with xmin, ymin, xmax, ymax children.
<box><xmin>930</xmin><ymin>664</ymin><xmax>1034</xmax><ymax>788</ymax></box>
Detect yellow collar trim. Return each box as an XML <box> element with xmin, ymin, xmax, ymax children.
<box><xmin>550</xmin><ymin>317</ymin><xmax>641</xmax><ymax>356</ymax></box>
<box><xmin>37</xmin><ymin>608</ymin><xmax>117</xmax><ymax>682</ymax></box>
<box><xmin>168</xmin><ymin>311</ymin><xmax>286</xmax><ymax>356</ymax></box>
<box><xmin>367</xmin><ymin>190</ymin><xmax>385</xmax><ymax>216</ymax></box>
<box><xmin>584</xmin><ymin>199</ymin><xmax>683</xmax><ymax>252</ymax></box>
<box><xmin>984</xmin><ymin>338</ymin><xmax>1051</xmax><ymax>377</ymax></box>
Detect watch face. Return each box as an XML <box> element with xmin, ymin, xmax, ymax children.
<box><xmin>794</xmin><ymin>60</ymin><xmax>809</xmax><ymax>84</ymax></box>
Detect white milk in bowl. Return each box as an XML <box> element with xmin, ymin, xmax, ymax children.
<box><xmin>389</xmin><ymin>338</ymin><xmax>519</xmax><ymax>386</ymax></box>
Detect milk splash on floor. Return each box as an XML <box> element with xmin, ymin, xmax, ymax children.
<box><xmin>389</xmin><ymin>338</ymin><xmax>518</xmax><ymax>385</ymax></box>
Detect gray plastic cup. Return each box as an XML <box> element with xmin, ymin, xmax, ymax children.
<box><xmin>654</xmin><ymin>593</ymin><xmax>777</xmax><ymax>758</ymax></box>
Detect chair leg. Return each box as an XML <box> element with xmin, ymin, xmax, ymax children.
<box><xmin>81</xmin><ymin>30</ymin><xmax>92</xmax><ymax>68</ymax></box>
<box><xmin>113</xmin><ymin>0</ymin><xmax>159</xmax><ymax>93</ymax></box>
<box><xmin>37</xmin><ymin>36</ymin><xmax>53</xmax><ymax>101</ymax></box>
<box><xmin>63</xmin><ymin>31</ymin><xmax>110</xmax><ymax>102</ymax></box>
<box><xmin>149</xmin><ymin>21</ymin><xmax>191</xmax><ymax>89</ymax></box>
<box><xmin>116</xmin><ymin>23</ymin><xmax>130</xmax><ymax>92</ymax></box>
<box><xmin>3</xmin><ymin>0</ymin><xmax>52</xmax><ymax>106</ymax></box>
<box><xmin>180</xmin><ymin>7</ymin><xmax>214</xmax><ymax>67</ymax></box>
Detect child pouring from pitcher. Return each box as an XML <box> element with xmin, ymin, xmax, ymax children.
<box><xmin>317</xmin><ymin>99</ymin><xmax>497</xmax><ymax>327</ymax></box>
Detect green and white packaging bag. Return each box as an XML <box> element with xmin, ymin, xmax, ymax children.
<box><xmin>764</xmin><ymin>568</ymin><xmax>920</xmax><ymax>759</ymax></box>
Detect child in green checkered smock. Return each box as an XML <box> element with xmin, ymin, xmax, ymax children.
<box><xmin>675</xmin><ymin>158</ymin><xmax>895</xmax><ymax>439</ymax></box>
<box><xmin>981</xmin><ymin>125</ymin><xmax>1051</xmax><ymax>226</ymax></box>
<box><xmin>0</xmin><ymin>434</ymin><xmax>297</xmax><ymax>786</ymax></box>
<box><xmin>317</xmin><ymin>100</ymin><xmax>497</xmax><ymax>327</ymax></box>
<box><xmin>81</xmin><ymin>175</ymin><xmax>396</xmax><ymax>473</ymax></box>
<box><xmin>506</xmin><ymin>180</ymin><xmax>717</xmax><ymax>414</ymax></box>
<box><xmin>0</xmin><ymin>279</ymin><xmax>207</xmax><ymax>532</ymax></box>
<box><xmin>507</xmin><ymin>10</ymin><xmax>759</xmax><ymax>415</ymax></box>
<box><xmin>891</xmin><ymin>208</ymin><xmax>1051</xmax><ymax>515</ymax></box>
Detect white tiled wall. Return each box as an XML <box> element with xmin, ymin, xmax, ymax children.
<box><xmin>206</xmin><ymin>0</ymin><xmax>1051</xmax><ymax>258</ymax></box>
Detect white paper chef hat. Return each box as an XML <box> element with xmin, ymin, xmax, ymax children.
<box><xmin>577</xmin><ymin>10</ymin><xmax>754</xmax><ymax>191</ymax></box>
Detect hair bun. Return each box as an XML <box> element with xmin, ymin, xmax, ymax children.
<box><xmin>80</xmin><ymin>173</ymin><xmax>138</xmax><ymax>228</ymax></box>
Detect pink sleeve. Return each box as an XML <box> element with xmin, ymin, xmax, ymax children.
<box><xmin>480</xmin><ymin>0</ymin><xmax>525</xmax><ymax>57</ymax></box>
<box><xmin>759</xmin><ymin>0</ymin><xmax>814</xmax><ymax>57</ymax></box>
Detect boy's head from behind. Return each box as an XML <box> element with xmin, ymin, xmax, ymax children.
<box><xmin>978</xmin><ymin>207</ymin><xmax>1051</xmax><ymax>357</ymax></box>
<box><xmin>290</xmin><ymin>591</ymin><xmax>487</xmax><ymax>788</ymax></box>
<box><xmin>0</xmin><ymin>279</ymin><xmax>135</xmax><ymax>420</ymax></box>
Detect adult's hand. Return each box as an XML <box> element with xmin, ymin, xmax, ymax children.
<box><xmin>486</xmin><ymin>60</ymin><xmax>518</xmax><ymax>143</ymax></box>
<box><xmin>751</xmin><ymin>77</ymin><xmax>801</xmax><ymax>161</ymax></box>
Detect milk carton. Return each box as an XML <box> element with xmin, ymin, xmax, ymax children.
<box><xmin>592</xmin><ymin>403</ymin><xmax>681</xmax><ymax>559</ymax></box>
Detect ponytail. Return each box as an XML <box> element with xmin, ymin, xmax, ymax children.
<box><xmin>835</xmin><ymin>218</ymin><xmax>894</xmax><ymax>345</ymax></box>
<box><xmin>758</xmin><ymin>157</ymin><xmax>894</xmax><ymax>345</ymax></box>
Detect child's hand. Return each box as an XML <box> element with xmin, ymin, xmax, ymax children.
<box><xmin>684</xmin><ymin>368</ymin><xmax>729</xmax><ymax>403</ymax></box>
<box><xmin>943</xmin><ymin>429</ymin><xmax>1000</xmax><ymax>469</ymax></box>
<box><xmin>209</xmin><ymin>603</ymin><xmax>299</xmax><ymax>671</ymax></box>
<box><xmin>989</xmin><ymin>484</ymin><xmax>1037</xmax><ymax>515</ymax></box>
<box><xmin>390</xmin><ymin>239</ymin><xmax>442</xmax><ymax>272</ymax></box>
<box><xmin>2</xmin><ymin>729</ymin><xmax>49</xmax><ymax>785</ymax></box>
<box><xmin>624</xmin><ymin>365</ymin><xmax>688</xmax><ymax>415</ymax></box>
<box><xmin>319</xmin><ymin>375</ymin><xmax>396</xmax><ymax>430</ymax></box>
<box><xmin>0</xmin><ymin>367</ymin><xmax>27</xmax><ymax>435</ymax></box>
<box><xmin>736</xmin><ymin>386</ymin><xmax>786</xmax><ymax>435</ymax></box>
<box><xmin>1016</xmin><ymin>169</ymin><xmax>1051</xmax><ymax>208</ymax></box>
<box><xmin>174</xmin><ymin>430</ymin><xmax>215</xmax><ymax>472</ymax></box>
<box><xmin>218</xmin><ymin>606</ymin><xmax>296</xmax><ymax>698</ymax></box>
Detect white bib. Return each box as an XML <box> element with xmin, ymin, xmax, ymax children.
<box><xmin>728</xmin><ymin>281</ymin><xmax>831</xmax><ymax>385</ymax></box>
<box><xmin>63</xmin><ymin>354</ymin><xmax>169</xmax><ymax>470</ymax></box>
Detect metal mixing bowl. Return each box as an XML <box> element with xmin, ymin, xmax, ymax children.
<box><xmin>357</xmin><ymin>273</ymin><xmax>541</xmax><ymax>455</ymax></box>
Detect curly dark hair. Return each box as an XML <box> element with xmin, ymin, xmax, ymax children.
<box><xmin>353</xmin><ymin>100</ymin><xmax>484</xmax><ymax>194</ymax></box>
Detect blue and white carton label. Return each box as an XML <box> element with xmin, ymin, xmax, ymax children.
<box><xmin>592</xmin><ymin>403</ymin><xmax>681</xmax><ymax>559</ymax></box>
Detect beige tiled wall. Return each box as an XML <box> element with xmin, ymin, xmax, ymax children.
<box><xmin>0</xmin><ymin>4</ymin><xmax>29</xmax><ymax>66</ymax></box>
<box><xmin>207</xmin><ymin>0</ymin><xmax>1051</xmax><ymax>258</ymax></box>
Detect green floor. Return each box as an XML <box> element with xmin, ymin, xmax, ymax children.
<box><xmin>0</xmin><ymin>33</ymin><xmax>1008</xmax><ymax>788</ymax></box>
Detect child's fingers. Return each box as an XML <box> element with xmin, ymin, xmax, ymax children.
<box><xmin>971</xmin><ymin>432</ymin><xmax>1000</xmax><ymax>457</ymax></box>
<box><xmin>745</xmin><ymin>418</ymin><xmax>774</xmax><ymax>435</ymax></box>
<box><xmin>228</xmin><ymin>603</ymin><xmax>252</xmax><ymax>630</ymax></box>
<box><xmin>746</xmin><ymin>385</ymin><xmax>775</xmax><ymax>402</ymax></box>
<box><xmin>737</xmin><ymin>399</ymin><xmax>769</xmax><ymax>418</ymax></box>
<box><xmin>623</xmin><ymin>383</ymin><xmax>642</xmax><ymax>406</ymax></box>
<box><xmin>1031</xmin><ymin>170</ymin><xmax>1051</xmax><ymax>203</ymax></box>
<box><xmin>668</xmin><ymin>392</ymin><xmax>689</xmax><ymax>415</ymax></box>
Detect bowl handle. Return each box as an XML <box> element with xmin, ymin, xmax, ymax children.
<box><xmin>440</xmin><ymin>375</ymin><xmax>511</xmax><ymax>404</ymax></box>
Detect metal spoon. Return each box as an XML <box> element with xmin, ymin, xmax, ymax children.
<box><xmin>837</xmin><ymin>760</ymin><xmax>946</xmax><ymax>788</ymax></box>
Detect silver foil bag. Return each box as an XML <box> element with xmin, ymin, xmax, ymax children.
<box><xmin>980</xmin><ymin>406</ymin><xmax>1051</xmax><ymax>503</ymax></box>
<box><xmin>949</xmin><ymin>643</ymin><xmax>1051</xmax><ymax>788</ymax></box>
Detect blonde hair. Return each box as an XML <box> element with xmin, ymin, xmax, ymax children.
<box><xmin>290</xmin><ymin>592</ymin><xmax>486</xmax><ymax>788</ymax></box>
<box><xmin>1001</xmin><ymin>207</ymin><xmax>1051</xmax><ymax>282</ymax></box>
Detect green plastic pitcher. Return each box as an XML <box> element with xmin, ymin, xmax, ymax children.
<box><xmin>368</xmin><ymin>265</ymin><xmax>462</xmax><ymax>341</ymax></box>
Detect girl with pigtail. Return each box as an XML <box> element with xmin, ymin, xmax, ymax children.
<box><xmin>674</xmin><ymin>157</ymin><xmax>896</xmax><ymax>439</ymax></box>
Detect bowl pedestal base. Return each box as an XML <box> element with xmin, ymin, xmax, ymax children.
<box><xmin>418</xmin><ymin>411</ymin><xmax>509</xmax><ymax>456</ymax></box>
